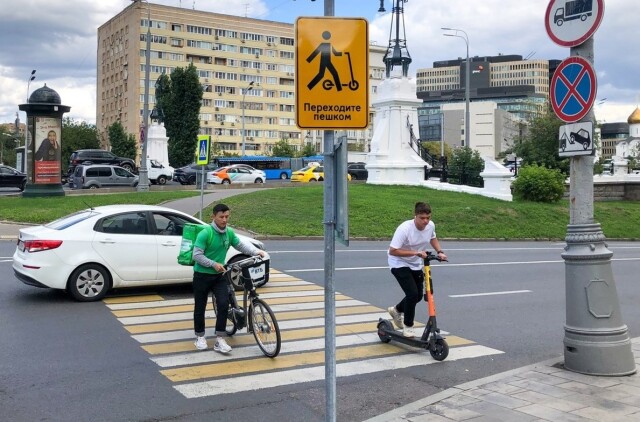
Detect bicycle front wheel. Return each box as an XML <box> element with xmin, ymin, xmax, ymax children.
<box><xmin>249</xmin><ymin>298</ymin><xmax>281</xmax><ymax>357</ymax></box>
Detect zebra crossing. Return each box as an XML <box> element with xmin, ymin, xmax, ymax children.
<box><xmin>103</xmin><ymin>269</ymin><xmax>503</xmax><ymax>398</ymax></box>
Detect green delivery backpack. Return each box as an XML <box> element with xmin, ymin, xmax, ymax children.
<box><xmin>177</xmin><ymin>223</ymin><xmax>214</xmax><ymax>266</ymax></box>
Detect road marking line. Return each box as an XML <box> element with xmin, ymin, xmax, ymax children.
<box><xmin>117</xmin><ymin>299</ymin><xmax>369</xmax><ymax>325</ymax></box>
<box><xmin>449</xmin><ymin>290</ymin><xmax>532</xmax><ymax>298</ymax></box>
<box><xmin>124</xmin><ymin>305</ymin><xmax>381</xmax><ymax>334</ymax></box>
<box><xmin>103</xmin><ymin>294</ymin><xmax>165</xmax><ymax>304</ymax></box>
<box><xmin>174</xmin><ymin>345</ymin><xmax>504</xmax><ymax>398</ymax></box>
<box><xmin>151</xmin><ymin>334</ymin><xmax>475</xmax><ymax>368</ymax></box>
<box><xmin>132</xmin><ymin>312</ymin><xmax>390</xmax><ymax>343</ymax></box>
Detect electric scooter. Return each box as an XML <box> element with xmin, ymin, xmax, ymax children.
<box><xmin>377</xmin><ymin>252</ymin><xmax>449</xmax><ymax>361</ymax></box>
<box><xmin>322</xmin><ymin>52</ymin><xmax>359</xmax><ymax>91</ymax></box>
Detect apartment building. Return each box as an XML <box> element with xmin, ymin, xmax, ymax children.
<box><xmin>97</xmin><ymin>2</ymin><xmax>385</xmax><ymax>158</ymax></box>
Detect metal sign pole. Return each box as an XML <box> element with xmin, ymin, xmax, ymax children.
<box><xmin>199</xmin><ymin>167</ymin><xmax>204</xmax><ymax>220</ymax></box>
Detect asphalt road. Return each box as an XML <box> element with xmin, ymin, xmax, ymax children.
<box><xmin>1</xmin><ymin>239</ymin><xmax>639</xmax><ymax>421</ymax></box>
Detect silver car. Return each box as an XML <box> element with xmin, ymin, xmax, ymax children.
<box><xmin>72</xmin><ymin>164</ymin><xmax>139</xmax><ymax>189</ymax></box>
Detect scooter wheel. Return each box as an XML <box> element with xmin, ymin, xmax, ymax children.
<box><xmin>430</xmin><ymin>338</ymin><xmax>449</xmax><ymax>361</ymax></box>
<box><xmin>377</xmin><ymin>320</ymin><xmax>393</xmax><ymax>343</ymax></box>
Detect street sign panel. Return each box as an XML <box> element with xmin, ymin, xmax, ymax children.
<box><xmin>295</xmin><ymin>17</ymin><xmax>369</xmax><ymax>129</ymax></box>
<box><xmin>196</xmin><ymin>135</ymin><xmax>210</xmax><ymax>165</ymax></box>
<box><xmin>550</xmin><ymin>57</ymin><xmax>597</xmax><ymax>123</ymax></box>
<box><xmin>559</xmin><ymin>122</ymin><xmax>594</xmax><ymax>157</ymax></box>
<box><xmin>545</xmin><ymin>0</ymin><xmax>604</xmax><ymax>47</ymax></box>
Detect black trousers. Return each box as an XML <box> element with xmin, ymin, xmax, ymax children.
<box><xmin>391</xmin><ymin>267</ymin><xmax>424</xmax><ymax>327</ymax></box>
<box><xmin>193</xmin><ymin>271</ymin><xmax>229</xmax><ymax>337</ymax></box>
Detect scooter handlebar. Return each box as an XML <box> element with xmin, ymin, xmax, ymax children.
<box><xmin>423</xmin><ymin>252</ymin><xmax>447</xmax><ymax>264</ymax></box>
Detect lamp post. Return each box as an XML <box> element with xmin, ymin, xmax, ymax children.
<box><xmin>133</xmin><ymin>0</ymin><xmax>151</xmax><ymax>191</ymax></box>
<box><xmin>442</xmin><ymin>27</ymin><xmax>470</xmax><ymax>148</ymax></box>
<box><xmin>241</xmin><ymin>81</ymin><xmax>254</xmax><ymax>156</ymax></box>
<box><xmin>26</xmin><ymin>70</ymin><xmax>36</xmax><ymax>103</ymax></box>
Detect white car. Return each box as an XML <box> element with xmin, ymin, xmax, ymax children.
<box><xmin>207</xmin><ymin>165</ymin><xmax>266</xmax><ymax>184</ymax></box>
<box><xmin>12</xmin><ymin>205</ymin><xmax>270</xmax><ymax>302</ymax></box>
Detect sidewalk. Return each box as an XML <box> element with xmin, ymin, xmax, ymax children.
<box><xmin>368</xmin><ymin>338</ymin><xmax>640</xmax><ymax>422</ymax></box>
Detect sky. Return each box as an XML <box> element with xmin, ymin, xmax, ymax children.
<box><xmin>0</xmin><ymin>0</ymin><xmax>638</xmax><ymax>128</ymax></box>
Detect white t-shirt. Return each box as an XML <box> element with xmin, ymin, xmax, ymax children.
<box><xmin>388</xmin><ymin>219</ymin><xmax>436</xmax><ymax>270</ymax></box>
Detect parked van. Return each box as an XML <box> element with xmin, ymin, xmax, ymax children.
<box><xmin>147</xmin><ymin>159</ymin><xmax>174</xmax><ymax>185</ymax></box>
<box><xmin>72</xmin><ymin>165</ymin><xmax>139</xmax><ymax>189</ymax></box>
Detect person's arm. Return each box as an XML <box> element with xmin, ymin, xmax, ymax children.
<box><xmin>430</xmin><ymin>238</ymin><xmax>447</xmax><ymax>261</ymax></box>
<box><xmin>233</xmin><ymin>238</ymin><xmax>265</xmax><ymax>258</ymax></box>
<box><xmin>193</xmin><ymin>246</ymin><xmax>224</xmax><ymax>272</ymax></box>
<box><xmin>389</xmin><ymin>247</ymin><xmax>429</xmax><ymax>259</ymax></box>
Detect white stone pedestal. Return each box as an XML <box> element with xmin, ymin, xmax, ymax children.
<box><xmin>146</xmin><ymin>121</ymin><xmax>170</xmax><ymax>167</ymax></box>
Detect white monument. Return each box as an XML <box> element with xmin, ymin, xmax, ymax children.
<box><xmin>146</xmin><ymin>108</ymin><xmax>170</xmax><ymax>168</ymax></box>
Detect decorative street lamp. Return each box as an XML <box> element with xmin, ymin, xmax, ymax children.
<box><xmin>26</xmin><ymin>70</ymin><xmax>36</xmax><ymax>103</ymax></box>
<box><xmin>442</xmin><ymin>27</ymin><xmax>470</xmax><ymax>148</ymax></box>
<box><xmin>133</xmin><ymin>0</ymin><xmax>151</xmax><ymax>192</ymax></box>
<box><xmin>241</xmin><ymin>81</ymin><xmax>254</xmax><ymax>156</ymax></box>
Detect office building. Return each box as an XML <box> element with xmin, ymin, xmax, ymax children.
<box><xmin>97</xmin><ymin>2</ymin><xmax>385</xmax><ymax>159</ymax></box>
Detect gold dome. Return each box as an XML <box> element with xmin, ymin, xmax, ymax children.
<box><xmin>628</xmin><ymin>107</ymin><xmax>640</xmax><ymax>124</ymax></box>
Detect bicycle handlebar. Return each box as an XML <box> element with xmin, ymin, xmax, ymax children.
<box><xmin>224</xmin><ymin>255</ymin><xmax>264</xmax><ymax>272</ymax></box>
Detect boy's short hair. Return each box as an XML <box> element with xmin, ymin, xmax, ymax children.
<box><xmin>414</xmin><ymin>202</ymin><xmax>432</xmax><ymax>215</ymax></box>
<box><xmin>212</xmin><ymin>203</ymin><xmax>230</xmax><ymax>215</ymax></box>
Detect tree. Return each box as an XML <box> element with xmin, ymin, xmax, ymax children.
<box><xmin>61</xmin><ymin>117</ymin><xmax>100</xmax><ymax>169</ymax></box>
<box><xmin>448</xmin><ymin>146</ymin><xmax>484</xmax><ymax>187</ymax></box>
<box><xmin>107</xmin><ymin>121</ymin><xmax>137</xmax><ymax>159</ymax></box>
<box><xmin>514</xmin><ymin>105</ymin><xmax>569</xmax><ymax>174</ymax></box>
<box><xmin>155</xmin><ymin>64</ymin><xmax>203</xmax><ymax>167</ymax></box>
<box><xmin>298</xmin><ymin>143</ymin><xmax>316</xmax><ymax>157</ymax></box>
<box><xmin>0</xmin><ymin>125</ymin><xmax>19</xmax><ymax>167</ymax></box>
<box><xmin>271</xmin><ymin>138</ymin><xmax>295</xmax><ymax>157</ymax></box>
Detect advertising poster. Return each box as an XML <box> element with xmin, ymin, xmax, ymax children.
<box><xmin>33</xmin><ymin>116</ymin><xmax>61</xmax><ymax>184</ymax></box>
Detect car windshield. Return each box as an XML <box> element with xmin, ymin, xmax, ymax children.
<box><xmin>45</xmin><ymin>210</ymin><xmax>100</xmax><ymax>230</ymax></box>
<box><xmin>298</xmin><ymin>164</ymin><xmax>318</xmax><ymax>172</ymax></box>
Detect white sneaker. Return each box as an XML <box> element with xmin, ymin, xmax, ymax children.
<box><xmin>403</xmin><ymin>326</ymin><xmax>416</xmax><ymax>338</ymax></box>
<box><xmin>194</xmin><ymin>336</ymin><xmax>208</xmax><ymax>350</ymax></box>
<box><xmin>213</xmin><ymin>337</ymin><xmax>232</xmax><ymax>353</ymax></box>
<box><xmin>387</xmin><ymin>306</ymin><xmax>404</xmax><ymax>329</ymax></box>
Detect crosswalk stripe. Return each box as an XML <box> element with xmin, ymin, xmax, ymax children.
<box><xmin>132</xmin><ymin>312</ymin><xmax>390</xmax><ymax>344</ymax></box>
<box><xmin>163</xmin><ymin>343</ymin><xmax>406</xmax><ymax>382</ymax></box>
<box><xmin>117</xmin><ymin>299</ymin><xmax>368</xmax><ymax>325</ymax></box>
<box><xmin>103</xmin><ymin>294</ymin><xmax>164</xmax><ymax>304</ymax></box>
<box><xmin>141</xmin><ymin>322</ymin><xmax>382</xmax><ymax>355</ymax></box>
<box><xmin>151</xmin><ymin>334</ymin><xmax>475</xmax><ymax>368</ymax></box>
<box><xmin>124</xmin><ymin>305</ymin><xmax>381</xmax><ymax>334</ymax></box>
<box><xmin>111</xmin><ymin>292</ymin><xmax>349</xmax><ymax>317</ymax></box>
<box><xmin>174</xmin><ymin>345</ymin><xmax>504</xmax><ymax>398</ymax></box>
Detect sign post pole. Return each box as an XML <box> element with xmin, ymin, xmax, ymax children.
<box><xmin>545</xmin><ymin>0</ymin><xmax>635</xmax><ymax>376</ymax></box>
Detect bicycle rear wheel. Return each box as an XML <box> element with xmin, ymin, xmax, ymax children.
<box><xmin>249</xmin><ymin>298</ymin><xmax>281</xmax><ymax>357</ymax></box>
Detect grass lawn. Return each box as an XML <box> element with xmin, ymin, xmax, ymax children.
<box><xmin>1</xmin><ymin>185</ymin><xmax>638</xmax><ymax>240</ymax></box>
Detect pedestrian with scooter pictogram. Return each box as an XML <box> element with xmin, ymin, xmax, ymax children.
<box><xmin>306</xmin><ymin>30</ymin><xmax>359</xmax><ymax>92</ymax></box>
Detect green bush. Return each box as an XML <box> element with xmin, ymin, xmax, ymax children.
<box><xmin>511</xmin><ymin>164</ymin><xmax>566</xmax><ymax>203</ymax></box>
<box><xmin>447</xmin><ymin>146</ymin><xmax>484</xmax><ymax>187</ymax></box>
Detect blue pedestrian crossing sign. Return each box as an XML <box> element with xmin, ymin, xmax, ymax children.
<box><xmin>195</xmin><ymin>135</ymin><xmax>210</xmax><ymax>165</ymax></box>
<box><xmin>550</xmin><ymin>57</ymin><xmax>596</xmax><ymax>123</ymax></box>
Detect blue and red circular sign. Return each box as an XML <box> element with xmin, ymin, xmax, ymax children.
<box><xmin>550</xmin><ymin>57</ymin><xmax>597</xmax><ymax>123</ymax></box>
<box><xmin>545</xmin><ymin>0</ymin><xmax>605</xmax><ymax>47</ymax></box>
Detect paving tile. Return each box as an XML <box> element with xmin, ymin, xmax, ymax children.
<box><xmin>463</xmin><ymin>400</ymin><xmax>538</xmax><ymax>422</ymax></box>
<box><xmin>460</xmin><ymin>388</ymin><xmax>492</xmax><ymax>399</ymax></box>
<box><xmin>439</xmin><ymin>394</ymin><xmax>480</xmax><ymax>408</ymax></box>
<box><xmin>556</xmin><ymin>380</ymin><xmax>613</xmax><ymax>396</ymax></box>
<box><xmin>423</xmin><ymin>403</ymin><xmax>481</xmax><ymax>421</ymax></box>
<box><xmin>518</xmin><ymin>370</ymin><xmax>570</xmax><ymax>386</ymax></box>
<box><xmin>406</xmin><ymin>412</ymin><xmax>454</xmax><ymax>422</ymax></box>
<box><xmin>475</xmin><ymin>391</ymin><xmax>531</xmax><ymax>409</ymax></box>
<box><xmin>507</xmin><ymin>379</ymin><xmax>576</xmax><ymax>398</ymax></box>
<box><xmin>480</xmin><ymin>381</ymin><xmax>525</xmax><ymax>395</ymax></box>
<box><xmin>563</xmin><ymin>392</ymin><xmax>640</xmax><ymax>418</ymax></box>
<box><xmin>607</xmin><ymin>383</ymin><xmax>640</xmax><ymax>397</ymax></box>
<box><xmin>551</xmin><ymin>370</ymin><xmax>624</xmax><ymax>388</ymax></box>
<box><xmin>516</xmin><ymin>404</ymin><xmax>594</xmax><ymax>421</ymax></box>
<box><xmin>512</xmin><ymin>390</ymin><xmax>588</xmax><ymax>412</ymax></box>
<box><xmin>571</xmin><ymin>406</ymin><xmax>635</xmax><ymax>421</ymax></box>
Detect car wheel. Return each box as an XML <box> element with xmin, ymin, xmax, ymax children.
<box><xmin>19</xmin><ymin>181</ymin><xmax>26</xmax><ymax>191</ymax></box>
<box><xmin>280</xmin><ymin>172</ymin><xmax>288</xmax><ymax>180</ymax></box>
<box><xmin>88</xmin><ymin>184</ymin><xmax>99</xmax><ymax>189</ymax></box>
<box><xmin>157</xmin><ymin>175</ymin><xmax>167</xmax><ymax>185</ymax></box>
<box><xmin>254</xmin><ymin>178</ymin><xmax>263</xmax><ymax>184</ymax></box>
<box><xmin>350</xmin><ymin>174</ymin><xmax>358</xmax><ymax>180</ymax></box>
<box><xmin>122</xmin><ymin>163</ymin><xmax>134</xmax><ymax>172</ymax></box>
<box><xmin>583</xmin><ymin>141</ymin><xmax>589</xmax><ymax>150</ymax></box>
<box><xmin>133</xmin><ymin>181</ymin><xmax>139</xmax><ymax>187</ymax></box>
<box><xmin>310</xmin><ymin>178</ymin><xmax>317</xmax><ymax>182</ymax></box>
<box><xmin>318</xmin><ymin>177</ymin><xmax>324</xmax><ymax>181</ymax></box>
<box><xmin>188</xmin><ymin>176</ymin><xmax>196</xmax><ymax>185</ymax></box>
<box><xmin>67</xmin><ymin>264</ymin><xmax>111</xmax><ymax>302</ymax></box>
<box><xmin>222</xmin><ymin>179</ymin><xmax>231</xmax><ymax>185</ymax></box>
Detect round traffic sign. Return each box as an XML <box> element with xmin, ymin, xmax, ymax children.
<box><xmin>550</xmin><ymin>57</ymin><xmax>597</xmax><ymax>123</ymax></box>
<box><xmin>545</xmin><ymin>0</ymin><xmax>604</xmax><ymax>47</ymax></box>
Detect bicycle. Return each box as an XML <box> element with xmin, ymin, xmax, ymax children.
<box><xmin>214</xmin><ymin>255</ymin><xmax>281</xmax><ymax>358</ymax></box>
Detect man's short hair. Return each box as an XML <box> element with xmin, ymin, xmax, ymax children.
<box><xmin>212</xmin><ymin>203</ymin><xmax>230</xmax><ymax>215</ymax></box>
<box><xmin>414</xmin><ymin>202</ymin><xmax>432</xmax><ymax>215</ymax></box>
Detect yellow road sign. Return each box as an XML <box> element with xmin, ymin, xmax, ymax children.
<box><xmin>295</xmin><ymin>17</ymin><xmax>369</xmax><ymax>129</ymax></box>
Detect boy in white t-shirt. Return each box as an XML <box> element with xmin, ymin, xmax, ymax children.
<box><xmin>387</xmin><ymin>202</ymin><xmax>447</xmax><ymax>337</ymax></box>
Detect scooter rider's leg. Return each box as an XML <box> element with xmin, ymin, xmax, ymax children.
<box><xmin>391</xmin><ymin>267</ymin><xmax>421</xmax><ymax>327</ymax></box>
